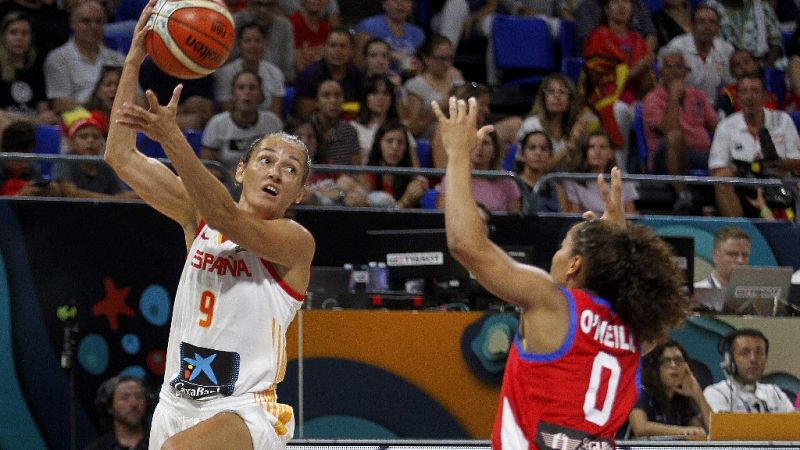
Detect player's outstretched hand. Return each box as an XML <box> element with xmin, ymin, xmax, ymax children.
<box><xmin>116</xmin><ymin>85</ymin><xmax>183</xmax><ymax>142</ymax></box>
<box><xmin>582</xmin><ymin>166</ymin><xmax>625</xmax><ymax>227</ymax></box>
<box><xmin>432</xmin><ymin>97</ymin><xmax>494</xmax><ymax>162</ymax></box>
<box><xmin>126</xmin><ymin>0</ymin><xmax>157</xmax><ymax>66</ymax></box>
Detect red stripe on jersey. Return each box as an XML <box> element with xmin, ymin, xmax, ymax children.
<box><xmin>194</xmin><ymin>220</ymin><xmax>206</xmax><ymax>239</ymax></box>
<box><xmin>261</xmin><ymin>260</ymin><xmax>305</xmax><ymax>302</ymax></box>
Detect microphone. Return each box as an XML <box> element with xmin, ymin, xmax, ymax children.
<box><xmin>57</xmin><ymin>304</ymin><xmax>78</xmax><ymax>370</ymax></box>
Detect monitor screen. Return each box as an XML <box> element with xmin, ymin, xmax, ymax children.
<box><xmin>365</xmin><ymin>229</ymin><xmax>469</xmax><ymax>283</ymax></box>
<box><xmin>660</xmin><ymin>236</ymin><xmax>694</xmax><ymax>295</ymax></box>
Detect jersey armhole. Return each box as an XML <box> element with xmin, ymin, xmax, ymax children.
<box><xmin>194</xmin><ymin>220</ymin><xmax>206</xmax><ymax>239</ymax></box>
<box><xmin>261</xmin><ymin>259</ymin><xmax>305</xmax><ymax>302</ymax></box>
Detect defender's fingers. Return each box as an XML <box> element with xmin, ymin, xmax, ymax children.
<box><xmin>431</xmin><ymin>99</ymin><xmax>447</xmax><ymax>122</ymax></box>
<box><xmin>167</xmin><ymin>84</ymin><xmax>183</xmax><ymax>108</ymax></box>
<box><xmin>597</xmin><ymin>172</ymin><xmax>610</xmax><ymax>205</ymax></box>
<box><xmin>456</xmin><ymin>99</ymin><xmax>467</xmax><ymax>122</ymax></box>
<box><xmin>467</xmin><ymin>97</ymin><xmax>478</xmax><ymax>126</ymax></box>
<box><xmin>611</xmin><ymin>166</ymin><xmax>622</xmax><ymax>201</ymax></box>
<box><xmin>449</xmin><ymin>96</ymin><xmax>457</xmax><ymax>120</ymax></box>
<box><xmin>144</xmin><ymin>89</ymin><xmax>161</xmax><ymax>110</ymax></box>
<box><xmin>582</xmin><ymin>211</ymin><xmax>598</xmax><ymax>221</ymax></box>
<box><xmin>476</xmin><ymin>124</ymin><xmax>495</xmax><ymax>141</ymax></box>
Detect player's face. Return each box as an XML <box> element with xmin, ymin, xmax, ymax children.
<box><xmin>712</xmin><ymin>237</ymin><xmax>750</xmax><ymax>281</ymax></box>
<box><xmin>3</xmin><ymin>19</ymin><xmax>32</xmax><ymax>58</ymax></box>
<box><xmin>658</xmin><ymin>346</ymin><xmax>688</xmax><ymax>390</ymax></box>
<box><xmin>111</xmin><ymin>381</ymin><xmax>146</xmax><ymax>428</ymax></box>
<box><xmin>379</xmin><ymin>129</ymin><xmax>406</xmax><ymax>166</ymax></box>
<box><xmin>731</xmin><ymin>336</ymin><xmax>767</xmax><ymax>385</ymax></box>
<box><xmin>521</xmin><ymin>133</ymin><xmax>552</xmax><ymax>172</ymax></box>
<box><xmin>70</xmin><ymin>125</ymin><xmax>104</xmax><ymax>156</ymax></box>
<box><xmin>237</xmin><ymin>136</ymin><xmax>306</xmax><ymax>217</ymax></box>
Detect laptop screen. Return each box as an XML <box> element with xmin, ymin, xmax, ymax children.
<box><xmin>723</xmin><ymin>266</ymin><xmax>794</xmax><ymax>316</ymax></box>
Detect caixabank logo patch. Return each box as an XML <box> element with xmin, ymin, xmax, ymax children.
<box><xmin>171</xmin><ymin>342</ymin><xmax>240</xmax><ymax>399</ymax></box>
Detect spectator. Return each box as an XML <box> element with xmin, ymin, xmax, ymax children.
<box><xmin>628</xmin><ymin>340</ymin><xmax>711</xmax><ymax>438</ymax></box>
<box><xmin>310</xmin><ymin>79</ymin><xmax>361</xmax><ymax>166</ymax></box>
<box><xmin>358</xmin><ymin>119</ymin><xmax>428</xmax><ymax>208</ymax></box>
<box><xmin>516</xmin><ymin>73</ymin><xmax>598</xmax><ymax>163</ymax></box>
<box><xmin>663</xmin><ymin>5</ymin><xmax>734</xmax><ymax>105</ymax></box>
<box><xmin>779</xmin><ymin>18</ymin><xmax>800</xmax><ymax>111</ymax></box>
<box><xmin>716</xmin><ymin>49</ymin><xmax>778</xmax><ymax>117</ymax></box>
<box><xmin>402</xmin><ymin>34</ymin><xmax>464</xmax><ymax>139</ymax></box>
<box><xmin>642</xmin><ymin>50</ymin><xmax>717</xmax><ymax>212</ymax></box>
<box><xmin>0</xmin><ymin>120</ymin><xmax>59</xmax><ymax>196</ymax></box>
<box><xmin>560</xmin><ymin>130</ymin><xmax>639</xmax><ymax>215</ymax></box>
<box><xmin>214</xmin><ymin>22</ymin><xmax>285</xmax><ymax>118</ymax></box>
<box><xmin>516</xmin><ymin>130</ymin><xmax>561</xmax><ymax>214</ymax></box>
<box><xmin>288</xmin><ymin>0</ymin><xmax>331</xmax><ymax>73</ymax></box>
<box><xmin>575</xmin><ymin>0</ymin><xmax>657</xmax><ymax>50</ymax></box>
<box><xmin>582</xmin><ymin>0</ymin><xmax>655</xmax><ymax>169</ymax></box>
<box><xmin>52</xmin><ymin>113</ymin><xmax>135</xmax><ymax>199</ymax></box>
<box><xmin>652</xmin><ymin>0</ymin><xmax>692</xmax><ymax>48</ymax></box>
<box><xmin>351</xmin><ymin>74</ymin><xmax>416</xmax><ymax>164</ymax></box>
<box><xmin>201</xmin><ymin>69</ymin><xmax>283</xmax><ymax>184</ymax></box>
<box><xmin>362</xmin><ymin>38</ymin><xmax>402</xmax><ymax>89</ymax></box>
<box><xmin>280</xmin><ymin>0</ymin><xmax>340</xmax><ymax>27</ymax></box>
<box><xmin>354</xmin><ymin>0</ymin><xmax>425</xmax><ymax>75</ymax></box>
<box><xmin>233</xmin><ymin>0</ymin><xmax>295</xmax><ymax>82</ymax></box>
<box><xmin>704</xmin><ymin>329</ymin><xmax>795</xmax><ymax>412</ymax></box>
<box><xmin>294</xmin><ymin>27</ymin><xmax>365</xmax><ymax>118</ymax></box>
<box><xmin>437</xmin><ymin>130</ymin><xmax>521</xmax><ymax>213</ymax></box>
<box><xmin>44</xmin><ymin>0</ymin><xmax>125</xmax><ymax>115</ymax></box>
<box><xmin>138</xmin><ymin>57</ymin><xmax>214</xmax><ymax>131</ymax></box>
<box><xmin>82</xmin><ymin>65</ymin><xmax>122</xmax><ymax>133</ymax></box>
<box><xmin>0</xmin><ymin>0</ymin><xmax>69</xmax><ymax>57</ymax></box>
<box><xmin>694</xmin><ymin>225</ymin><xmax>751</xmax><ymax>291</ymax></box>
<box><xmin>0</xmin><ymin>11</ymin><xmax>57</xmax><ymax>126</ymax></box>
<box><xmin>704</xmin><ymin>0</ymin><xmax>783</xmax><ymax>67</ymax></box>
<box><xmin>84</xmin><ymin>375</ymin><xmax>148</xmax><ymax>450</ymax></box>
<box><xmin>708</xmin><ymin>73</ymin><xmax>800</xmax><ymax>218</ymax></box>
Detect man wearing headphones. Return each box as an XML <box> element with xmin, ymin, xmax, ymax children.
<box><xmin>703</xmin><ymin>328</ymin><xmax>794</xmax><ymax>413</ymax></box>
<box><xmin>84</xmin><ymin>375</ymin><xmax>149</xmax><ymax>450</ymax></box>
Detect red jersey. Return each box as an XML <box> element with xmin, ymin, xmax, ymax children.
<box><xmin>492</xmin><ymin>288</ymin><xmax>641</xmax><ymax>450</ymax></box>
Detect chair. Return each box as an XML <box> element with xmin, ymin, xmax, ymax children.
<box><xmin>765</xmin><ymin>68</ymin><xmax>786</xmax><ymax>107</ymax></box>
<box><xmin>420</xmin><ymin>188</ymin><xmax>439</xmax><ymax>209</ymax></box>
<box><xmin>136</xmin><ymin>132</ymin><xmax>166</xmax><ymax>158</ymax></box>
<box><xmin>492</xmin><ymin>15</ymin><xmax>556</xmax><ymax>87</ymax></box>
<box><xmin>33</xmin><ymin>124</ymin><xmax>62</xmax><ymax>177</ymax></box>
<box><xmin>416</xmin><ymin>139</ymin><xmax>431</xmax><ymax>168</ymax></box>
<box><xmin>184</xmin><ymin>129</ymin><xmax>203</xmax><ymax>155</ymax></box>
<box><xmin>561</xmin><ymin>56</ymin><xmax>583</xmax><ymax>86</ymax></box>
<box><xmin>559</xmin><ymin>20</ymin><xmax>578</xmax><ymax>59</ymax></box>
<box><xmin>282</xmin><ymin>86</ymin><xmax>296</xmax><ymax>120</ymax></box>
<box><xmin>644</xmin><ymin>0</ymin><xmax>664</xmax><ymax>14</ymax></box>
<box><xmin>789</xmin><ymin>111</ymin><xmax>800</xmax><ymax>132</ymax></box>
<box><xmin>503</xmin><ymin>143</ymin><xmax>519</xmax><ymax>171</ymax></box>
<box><xmin>629</xmin><ymin>103</ymin><xmax>648</xmax><ymax>174</ymax></box>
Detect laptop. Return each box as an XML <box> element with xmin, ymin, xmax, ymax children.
<box><xmin>708</xmin><ymin>412</ymin><xmax>800</xmax><ymax>440</ymax></box>
<box><xmin>723</xmin><ymin>266</ymin><xmax>794</xmax><ymax>316</ymax></box>
<box><xmin>307</xmin><ymin>266</ymin><xmax>353</xmax><ymax>309</ymax></box>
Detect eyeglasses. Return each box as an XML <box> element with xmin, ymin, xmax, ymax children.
<box><xmin>543</xmin><ymin>88</ymin><xmax>570</xmax><ymax>97</ymax></box>
<box><xmin>659</xmin><ymin>356</ymin><xmax>686</xmax><ymax>367</ymax></box>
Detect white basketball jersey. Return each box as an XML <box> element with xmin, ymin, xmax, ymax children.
<box><xmin>162</xmin><ymin>221</ymin><xmax>304</xmax><ymax>400</ymax></box>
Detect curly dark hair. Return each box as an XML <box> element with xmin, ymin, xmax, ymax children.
<box><xmin>641</xmin><ymin>340</ymin><xmax>697</xmax><ymax>422</ymax></box>
<box><xmin>569</xmin><ymin>220</ymin><xmax>691</xmax><ymax>343</ymax></box>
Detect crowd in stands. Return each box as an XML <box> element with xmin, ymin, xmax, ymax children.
<box><xmin>0</xmin><ymin>0</ymin><xmax>798</xmax><ymax>219</ymax></box>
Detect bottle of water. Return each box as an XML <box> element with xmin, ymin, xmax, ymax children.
<box><xmin>344</xmin><ymin>263</ymin><xmax>355</xmax><ymax>294</ymax></box>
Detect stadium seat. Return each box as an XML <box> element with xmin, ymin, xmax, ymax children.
<box><xmin>282</xmin><ymin>86</ymin><xmax>296</xmax><ymax>120</ymax></box>
<box><xmin>420</xmin><ymin>188</ymin><xmax>439</xmax><ymax>209</ymax></box>
<box><xmin>765</xmin><ymin>68</ymin><xmax>786</xmax><ymax>107</ymax></box>
<box><xmin>559</xmin><ymin>20</ymin><xmax>578</xmax><ymax>59</ymax></box>
<box><xmin>136</xmin><ymin>132</ymin><xmax>165</xmax><ymax>159</ymax></box>
<box><xmin>561</xmin><ymin>56</ymin><xmax>583</xmax><ymax>85</ymax></box>
<box><xmin>184</xmin><ymin>129</ymin><xmax>203</xmax><ymax>155</ymax></box>
<box><xmin>503</xmin><ymin>143</ymin><xmax>519</xmax><ymax>171</ymax></box>
<box><xmin>644</xmin><ymin>0</ymin><xmax>664</xmax><ymax>14</ymax></box>
<box><xmin>492</xmin><ymin>16</ymin><xmax>556</xmax><ymax>87</ymax></box>
<box><xmin>33</xmin><ymin>124</ymin><xmax>62</xmax><ymax>177</ymax></box>
<box><xmin>416</xmin><ymin>139</ymin><xmax>431</xmax><ymax>168</ymax></box>
<box><xmin>629</xmin><ymin>103</ymin><xmax>648</xmax><ymax>174</ymax></box>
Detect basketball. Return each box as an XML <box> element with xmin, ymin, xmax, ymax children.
<box><xmin>145</xmin><ymin>0</ymin><xmax>235</xmax><ymax>79</ymax></box>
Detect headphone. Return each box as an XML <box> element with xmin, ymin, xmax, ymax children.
<box><xmin>718</xmin><ymin>328</ymin><xmax>769</xmax><ymax>376</ymax></box>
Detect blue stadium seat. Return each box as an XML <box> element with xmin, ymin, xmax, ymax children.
<box><xmin>630</xmin><ymin>103</ymin><xmax>648</xmax><ymax>174</ymax></box>
<box><xmin>416</xmin><ymin>139</ymin><xmax>431</xmax><ymax>168</ymax></box>
<box><xmin>282</xmin><ymin>86</ymin><xmax>296</xmax><ymax>120</ymax></box>
<box><xmin>503</xmin><ymin>143</ymin><xmax>519</xmax><ymax>171</ymax></box>
<box><xmin>184</xmin><ymin>129</ymin><xmax>203</xmax><ymax>155</ymax></box>
<box><xmin>33</xmin><ymin>124</ymin><xmax>62</xmax><ymax>177</ymax></box>
<box><xmin>137</xmin><ymin>130</ymin><xmax>203</xmax><ymax>158</ymax></box>
<box><xmin>559</xmin><ymin>20</ymin><xmax>578</xmax><ymax>59</ymax></box>
<box><xmin>561</xmin><ymin>56</ymin><xmax>583</xmax><ymax>85</ymax></box>
<box><xmin>789</xmin><ymin>111</ymin><xmax>800</xmax><ymax>132</ymax></box>
<box><xmin>420</xmin><ymin>188</ymin><xmax>439</xmax><ymax>209</ymax></box>
<box><xmin>492</xmin><ymin>16</ymin><xmax>556</xmax><ymax>87</ymax></box>
<box><xmin>765</xmin><ymin>68</ymin><xmax>786</xmax><ymax>107</ymax></box>
<box><xmin>644</xmin><ymin>0</ymin><xmax>664</xmax><ymax>14</ymax></box>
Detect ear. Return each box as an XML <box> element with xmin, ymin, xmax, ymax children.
<box><xmin>567</xmin><ymin>254</ymin><xmax>583</xmax><ymax>277</ymax></box>
<box><xmin>293</xmin><ymin>186</ymin><xmax>306</xmax><ymax>204</ymax></box>
<box><xmin>234</xmin><ymin>162</ymin><xmax>245</xmax><ymax>185</ymax></box>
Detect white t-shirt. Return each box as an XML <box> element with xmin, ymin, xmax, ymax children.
<box><xmin>664</xmin><ymin>34</ymin><xmax>735</xmax><ymax>105</ymax></box>
<box><xmin>704</xmin><ymin>377</ymin><xmax>795</xmax><ymax>413</ymax></box>
<box><xmin>201</xmin><ymin>111</ymin><xmax>283</xmax><ymax>171</ymax></box>
<box><xmin>708</xmin><ymin>109</ymin><xmax>800</xmax><ymax>170</ymax></box>
<box><xmin>44</xmin><ymin>39</ymin><xmax>126</xmax><ymax>103</ymax></box>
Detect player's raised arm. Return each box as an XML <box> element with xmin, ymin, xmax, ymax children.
<box><xmin>435</xmin><ymin>97</ymin><xmax>558</xmax><ymax>309</ymax></box>
<box><xmin>104</xmin><ymin>0</ymin><xmax>197</xmax><ymax>238</ymax></box>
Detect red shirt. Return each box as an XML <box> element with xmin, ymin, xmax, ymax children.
<box><xmin>492</xmin><ymin>288</ymin><xmax>640</xmax><ymax>450</ymax></box>
<box><xmin>288</xmin><ymin>12</ymin><xmax>331</xmax><ymax>52</ymax></box>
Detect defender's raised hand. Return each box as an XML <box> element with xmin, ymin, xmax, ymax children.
<box><xmin>432</xmin><ymin>97</ymin><xmax>494</xmax><ymax>161</ymax></box>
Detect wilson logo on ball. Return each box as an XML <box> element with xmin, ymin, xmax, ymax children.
<box><xmin>145</xmin><ymin>0</ymin><xmax>235</xmax><ymax>79</ymax></box>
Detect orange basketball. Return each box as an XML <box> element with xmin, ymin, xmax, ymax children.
<box><xmin>145</xmin><ymin>0</ymin><xmax>235</xmax><ymax>79</ymax></box>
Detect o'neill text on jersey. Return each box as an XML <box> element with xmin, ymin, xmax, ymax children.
<box><xmin>579</xmin><ymin>310</ymin><xmax>635</xmax><ymax>352</ymax></box>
